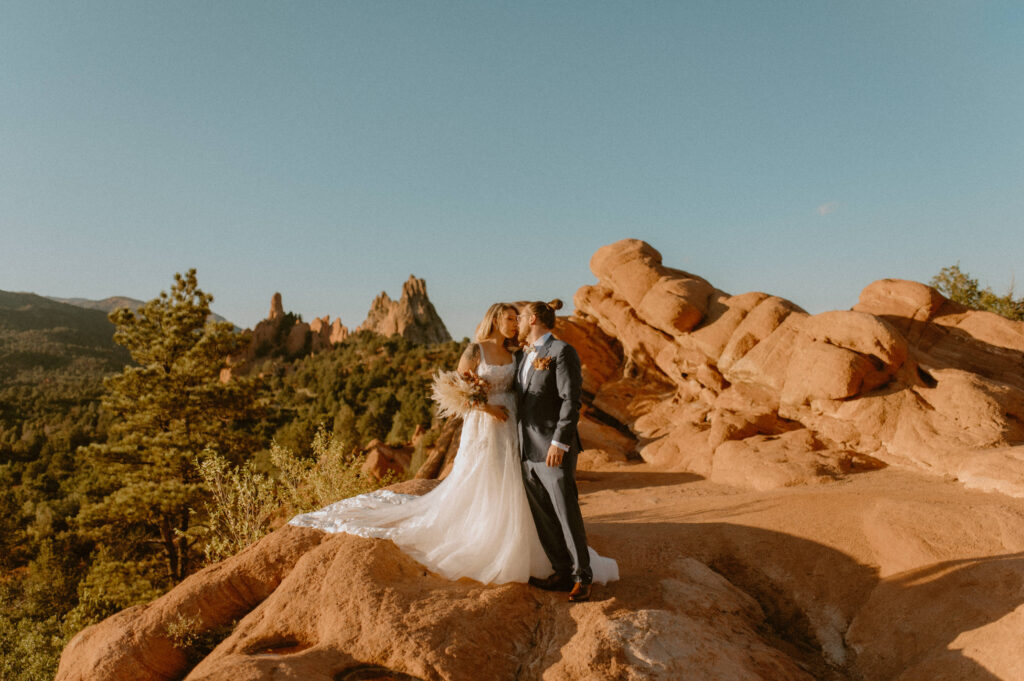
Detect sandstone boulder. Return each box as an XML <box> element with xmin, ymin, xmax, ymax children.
<box><xmin>717</xmin><ymin>295</ymin><xmax>802</xmax><ymax>372</ymax></box>
<box><xmin>780</xmin><ymin>341</ymin><xmax>879</xmax><ymax>406</ymax></box>
<box><xmin>361</xmin><ymin>439</ymin><xmax>414</xmax><ymax>481</ymax></box>
<box><xmin>723</xmin><ymin>314</ymin><xmax>809</xmax><ymax>392</ymax></box>
<box><xmin>589</xmin><ymin>239</ymin><xmax>718</xmax><ymax>337</ymax></box>
<box><xmin>576</xmin><ymin>447</ymin><xmax>629</xmax><ymax>470</ymax></box>
<box><xmin>801</xmin><ymin>310</ymin><xmax>908</xmax><ymax>371</ymax></box>
<box><xmin>638</xmin><ymin>422</ymin><xmax>714</xmax><ymax>473</ymax></box>
<box><xmin>578</xmin><ymin>411</ymin><xmax>636</xmax><ymax>460</ymax></box>
<box><xmin>857</xmin><ymin>280</ymin><xmax>1024</xmax><ymax>393</ymax></box>
<box><xmin>553</xmin><ymin>315</ymin><xmax>623</xmax><ymax>394</ymax></box>
<box><xmin>574</xmin><ymin>283</ymin><xmax>674</xmax><ymax>377</ymax></box>
<box><xmin>575</xmin><ymin>240</ymin><xmax>1024</xmax><ymax>496</ymax></box>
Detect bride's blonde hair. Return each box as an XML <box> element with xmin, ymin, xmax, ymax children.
<box><xmin>475</xmin><ymin>303</ymin><xmax>518</xmax><ymax>348</ymax></box>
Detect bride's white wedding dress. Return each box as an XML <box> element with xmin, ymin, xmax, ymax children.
<box><xmin>288</xmin><ymin>355</ymin><xmax>618</xmax><ymax>586</ymax></box>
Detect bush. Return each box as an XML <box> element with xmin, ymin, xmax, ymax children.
<box><xmin>272</xmin><ymin>426</ymin><xmax>386</xmax><ymax>515</ymax></box>
<box><xmin>194</xmin><ymin>426</ymin><xmax>391</xmax><ymax>565</ymax></box>
<box><xmin>195</xmin><ymin>453</ymin><xmax>280</xmax><ymax>564</ymax></box>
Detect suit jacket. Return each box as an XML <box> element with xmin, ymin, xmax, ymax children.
<box><xmin>514</xmin><ymin>336</ymin><xmax>583</xmax><ymax>463</ymax></box>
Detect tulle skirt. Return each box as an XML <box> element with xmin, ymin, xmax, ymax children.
<box><xmin>289</xmin><ymin>394</ymin><xmax>618</xmax><ymax>585</ymax></box>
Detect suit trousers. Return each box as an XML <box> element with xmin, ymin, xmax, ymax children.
<box><xmin>521</xmin><ymin>458</ymin><xmax>593</xmax><ymax>584</ymax></box>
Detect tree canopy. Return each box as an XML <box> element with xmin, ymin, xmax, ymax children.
<box><xmin>931</xmin><ymin>264</ymin><xmax>1024</xmax><ymax>321</ymax></box>
<box><xmin>77</xmin><ymin>270</ymin><xmax>263</xmax><ymax>584</ymax></box>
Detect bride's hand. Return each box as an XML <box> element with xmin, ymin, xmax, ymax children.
<box><xmin>484</xmin><ymin>404</ymin><xmax>509</xmax><ymax>422</ymax></box>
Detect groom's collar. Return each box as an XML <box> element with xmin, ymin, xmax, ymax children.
<box><xmin>531</xmin><ymin>332</ymin><xmax>553</xmax><ymax>348</ymax></box>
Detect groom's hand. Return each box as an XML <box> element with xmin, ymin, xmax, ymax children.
<box><xmin>545</xmin><ymin>444</ymin><xmax>564</xmax><ymax>467</ymax></box>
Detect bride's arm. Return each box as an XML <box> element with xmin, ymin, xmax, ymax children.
<box><xmin>457</xmin><ymin>342</ymin><xmax>480</xmax><ymax>374</ymax></box>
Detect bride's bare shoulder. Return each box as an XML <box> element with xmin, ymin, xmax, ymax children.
<box><xmin>457</xmin><ymin>342</ymin><xmax>480</xmax><ymax>373</ymax></box>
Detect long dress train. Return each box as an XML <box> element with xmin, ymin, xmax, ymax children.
<box><xmin>288</xmin><ymin>357</ymin><xmax>618</xmax><ymax>585</ymax></box>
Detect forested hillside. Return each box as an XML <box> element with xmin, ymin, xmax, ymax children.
<box><xmin>0</xmin><ymin>284</ymin><xmax>464</xmax><ymax>680</ymax></box>
<box><xmin>0</xmin><ymin>291</ymin><xmax>129</xmax><ymax>379</ymax></box>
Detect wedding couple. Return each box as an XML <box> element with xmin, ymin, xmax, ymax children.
<box><xmin>289</xmin><ymin>300</ymin><xmax>618</xmax><ymax>601</ymax></box>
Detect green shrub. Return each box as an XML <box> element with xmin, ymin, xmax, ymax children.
<box><xmin>194</xmin><ymin>426</ymin><xmax>391</xmax><ymax>565</ymax></box>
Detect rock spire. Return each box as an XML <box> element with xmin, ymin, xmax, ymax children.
<box><xmin>356</xmin><ymin>275</ymin><xmax>451</xmax><ymax>344</ymax></box>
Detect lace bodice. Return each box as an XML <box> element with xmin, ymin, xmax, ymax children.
<box><xmin>478</xmin><ymin>356</ymin><xmax>515</xmax><ymax>396</ymax></box>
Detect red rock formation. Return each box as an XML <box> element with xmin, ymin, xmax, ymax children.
<box><xmin>329</xmin><ymin>317</ymin><xmax>349</xmax><ymax>344</ymax></box>
<box><xmin>268</xmin><ymin>292</ymin><xmax>284</xmax><ymax>321</ymax></box>
<box><xmin>574</xmin><ymin>239</ymin><xmax>1024</xmax><ymax>494</ymax></box>
<box><xmin>55</xmin><ymin>480</ymin><xmax>820</xmax><ymax>681</ymax></box>
<box><xmin>356</xmin><ymin>276</ymin><xmax>452</xmax><ymax>345</ymax></box>
<box><xmin>360</xmin><ymin>439</ymin><xmax>413</xmax><ymax>481</ymax></box>
<box><xmin>222</xmin><ymin>295</ymin><xmax>354</xmax><ymax>378</ymax></box>
<box><xmin>413</xmin><ymin>417</ymin><xmax>464</xmax><ymax>481</ymax></box>
<box><xmin>56</xmin><ymin>469</ymin><xmax>1024</xmax><ymax>681</ymax></box>
<box><xmin>309</xmin><ymin>316</ymin><xmax>350</xmax><ymax>353</ymax></box>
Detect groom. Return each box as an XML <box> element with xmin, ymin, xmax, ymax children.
<box><xmin>514</xmin><ymin>300</ymin><xmax>592</xmax><ymax>602</ymax></box>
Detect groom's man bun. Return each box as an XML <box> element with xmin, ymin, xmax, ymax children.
<box><xmin>525</xmin><ymin>299</ymin><xmax>562</xmax><ymax>329</ymax></box>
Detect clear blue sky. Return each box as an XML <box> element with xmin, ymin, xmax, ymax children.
<box><xmin>3</xmin><ymin>1</ymin><xmax>1022</xmax><ymax>338</ymax></box>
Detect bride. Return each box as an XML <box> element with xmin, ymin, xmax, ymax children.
<box><xmin>289</xmin><ymin>303</ymin><xmax>618</xmax><ymax>588</ymax></box>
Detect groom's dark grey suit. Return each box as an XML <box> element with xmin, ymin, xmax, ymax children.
<box><xmin>514</xmin><ymin>334</ymin><xmax>592</xmax><ymax>585</ymax></box>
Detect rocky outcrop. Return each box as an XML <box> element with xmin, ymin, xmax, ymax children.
<box><xmin>309</xmin><ymin>315</ymin><xmax>349</xmax><ymax>352</ymax></box>
<box><xmin>223</xmin><ymin>277</ymin><xmax>450</xmax><ymax>379</ymax></box>
<box><xmin>54</xmin><ymin>480</ymin><xmax>817</xmax><ymax>681</ymax></box>
<box><xmin>413</xmin><ymin>417</ymin><xmax>464</xmax><ymax>481</ymax></box>
<box><xmin>225</xmin><ymin>293</ymin><xmax>351</xmax><ymax>375</ymax></box>
<box><xmin>268</xmin><ymin>292</ymin><xmax>284</xmax><ymax>321</ymax></box>
<box><xmin>221</xmin><ymin>295</ymin><xmax>353</xmax><ymax>379</ymax></box>
<box><xmin>360</xmin><ymin>439</ymin><xmax>413</xmax><ymax>481</ymax></box>
<box><xmin>356</xmin><ymin>276</ymin><xmax>452</xmax><ymax>345</ymax></box>
<box><xmin>573</xmin><ymin>239</ymin><xmax>1024</xmax><ymax>494</ymax></box>
<box><xmin>56</xmin><ymin>469</ymin><xmax>1024</xmax><ymax>681</ymax></box>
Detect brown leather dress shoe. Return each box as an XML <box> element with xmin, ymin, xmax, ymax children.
<box><xmin>528</xmin><ymin>574</ymin><xmax>574</xmax><ymax>592</ymax></box>
<box><xmin>568</xmin><ymin>582</ymin><xmax>592</xmax><ymax>602</ymax></box>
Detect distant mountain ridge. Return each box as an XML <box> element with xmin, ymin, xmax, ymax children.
<box><xmin>0</xmin><ymin>290</ymin><xmax>130</xmax><ymax>379</ymax></box>
<box><xmin>46</xmin><ymin>295</ymin><xmax>147</xmax><ymax>313</ymax></box>
<box><xmin>46</xmin><ymin>294</ymin><xmax>235</xmax><ymax>327</ymax></box>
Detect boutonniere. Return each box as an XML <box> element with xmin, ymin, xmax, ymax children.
<box><xmin>532</xmin><ymin>356</ymin><xmax>553</xmax><ymax>371</ymax></box>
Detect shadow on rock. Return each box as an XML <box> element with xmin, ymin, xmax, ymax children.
<box><xmin>587</xmin><ymin>511</ymin><xmax>1018</xmax><ymax>681</ymax></box>
<box><xmin>577</xmin><ymin>469</ymin><xmax>703</xmax><ymax>491</ymax></box>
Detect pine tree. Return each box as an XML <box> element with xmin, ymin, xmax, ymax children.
<box><xmin>77</xmin><ymin>270</ymin><xmax>263</xmax><ymax>584</ymax></box>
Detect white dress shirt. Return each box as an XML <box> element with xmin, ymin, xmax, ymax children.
<box><xmin>520</xmin><ymin>332</ymin><xmax>552</xmax><ymax>384</ymax></box>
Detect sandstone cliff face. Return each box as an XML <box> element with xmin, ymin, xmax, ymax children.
<box><xmin>356</xmin><ymin>276</ymin><xmax>452</xmax><ymax>345</ymax></box>
<box><xmin>572</xmin><ymin>239</ymin><xmax>1024</xmax><ymax>496</ymax></box>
